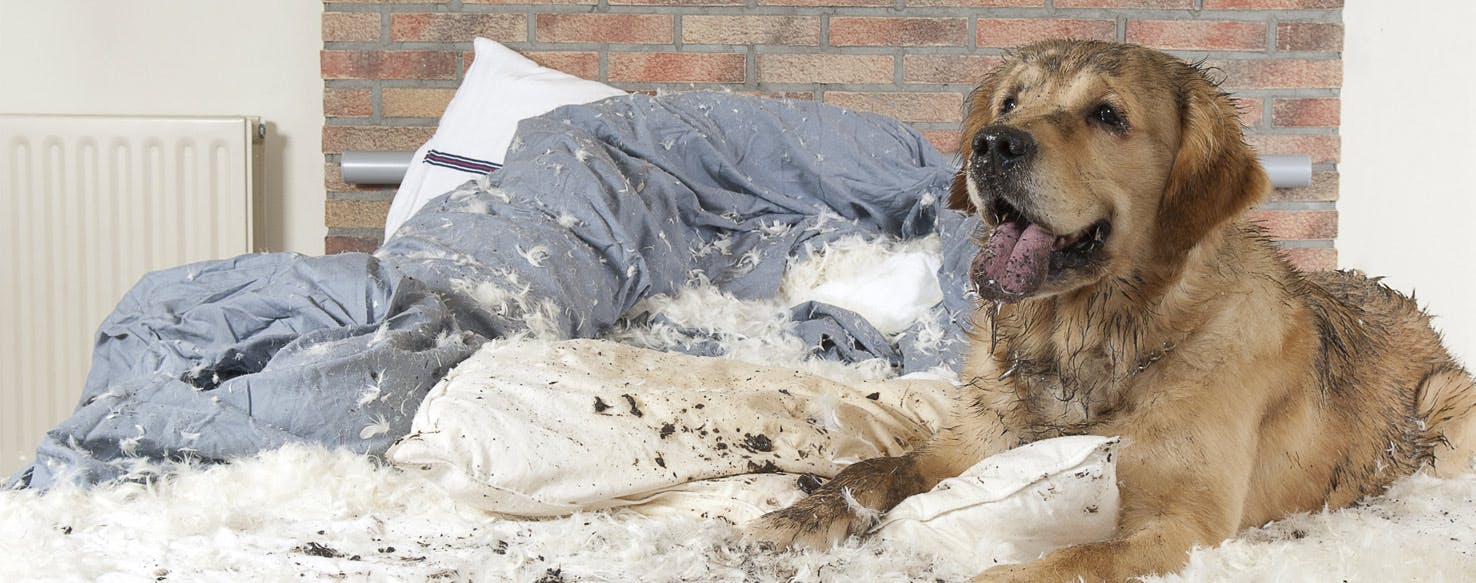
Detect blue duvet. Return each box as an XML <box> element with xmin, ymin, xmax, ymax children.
<box><xmin>9</xmin><ymin>92</ymin><xmax>980</xmax><ymax>490</ymax></box>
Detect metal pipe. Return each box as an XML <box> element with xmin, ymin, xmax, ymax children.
<box><xmin>340</xmin><ymin>151</ymin><xmax>416</xmax><ymax>185</ymax></box>
<box><xmin>1259</xmin><ymin>154</ymin><xmax>1312</xmax><ymax>189</ymax></box>
<box><xmin>340</xmin><ymin>151</ymin><xmax>1314</xmax><ymax>189</ymax></box>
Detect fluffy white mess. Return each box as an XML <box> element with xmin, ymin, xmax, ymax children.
<box><xmin>608</xmin><ymin>235</ymin><xmax>956</xmax><ymax>386</ymax></box>
<box><xmin>0</xmin><ymin>445</ymin><xmax>1472</xmax><ymax>582</ymax></box>
<box><xmin>0</xmin><ymin>445</ymin><xmax>968</xmax><ymax>583</ymax></box>
<box><xmin>780</xmin><ymin>235</ymin><xmax>944</xmax><ymax>337</ymax></box>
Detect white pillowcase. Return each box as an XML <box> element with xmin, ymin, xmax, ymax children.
<box><xmin>387</xmin><ymin>338</ymin><xmax>1120</xmax><ymax>565</ymax></box>
<box><xmin>382</xmin><ymin>38</ymin><xmax>627</xmax><ymax>239</ymax></box>
<box><xmin>387</xmin><ymin>338</ymin><xmax>955</xmax><ymax>517</ymax></box>
<box><xmin>874</xmin><ymin>435</ymin><xmax>1119</xmax><ymax>572</ymax></box>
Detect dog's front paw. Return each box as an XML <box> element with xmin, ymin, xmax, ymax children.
<box><xmin>744</xmin><ymin>491</ymin><xmax>876</xmax><ymax>551</ymax></box>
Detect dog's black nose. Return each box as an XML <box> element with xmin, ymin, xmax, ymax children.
<box><xmin>974</xmin><ymin>125</ymin><xmax>1035</xmax><ymax>169</ymax></box>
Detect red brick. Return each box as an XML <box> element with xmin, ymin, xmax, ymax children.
<box><xmin>682</xmin><ymin>16</ymin><xmax>820</xmax><ymax>46</ymax></box>
<box><xmin>382</xmin><ymin>88</ymin><xmax>457</xmax><ymax>118</ymax></box>
<box><xmin>1269</xmin><ymin>170</ymin><xmax>1338</xmax><ymax>203</ymax></box>
<box><xmin>1205</xmin><ymin>0</ymin><xmax>1342</xmax><ymax>8</ymax></box>
<box><xmin>1127</xmin><ymin>20</ymin><xmax>1266</xmax><ymax>51</ymax></box>
<box><xmin>904</xmin><ymin>55</ymin><xmax>1004</xmax><ymax>85</ymax></box>
<box><xmin>321</xmin><ymin>50</ymin><xmax>457</xmax><ymax>80</ymax></box>
<box><xmin>1278</xmin><ymin>22</ymin><xmax>1344</xmax><ymax>52</ymax></box>
<box><xmin>1272</xmin><ymin>98</ymin><xmax>1339</xmax><ymax>128</ymax></box>
<box><xmin>1056</xmin><ymin>0</ymin><xmax>1191</xmax><ymax>7</ymax></box>
<box><xmin>322</xmin><ymin>126</ymin><xmax>438</xmax><ymax>154</ymax></box>
<box><xmin>324</xmin><ymin>88</ymin><xmax>372</xmax><ymax>118</ymax></box>
<box><xmin>535</xmin><ymin>14</ymin><xmax>673</xmax><ymax>44</ymax></box>
<box><xmin>824</xmin><ymin>92</ymin><xmax>964</xmax><ymax>123</ymax></box>
<box><xmin>327</xmin><ymin>200</ymin><xmax>392</xmax><ymax>230</ymax></box>
<box><xmin>978</xmin><ymin>19</ymin><xmax>1116</xmax><ymax>48</ymax></box>
<box><xmin>391</xmin><ymin>13</ymin><xmax>525</xmax><ymax>43</ymax></box>
<box><xmin>830</xmin><ymin>17</ymin><xmax>969</xmax><ymax>47</ymax></box>
<box><xmin>1246</xmin><ymin>209</ymin><xmax>1337</xmax><ymax>240</ymax></box>
<box><xmin>757</xmin><ymin>54</ymin><xmax>894</xmax><ymax>84</ymax></box>
<box><xmin>758</xmin><ymin>0</ymin><xmax>890</xmax><ymax>6</ymax></box>
<box><xmin>1247</xmin><ymin>134</ymin><xmax>1340</xmax><ymax>164</ymax></box>
<box><xmin>323</xmin><ymin>12</ymin><xmax>380</xmax><ymax>42</ymax></box>
<box><xmin>609</xmin><ymin>52</ymin><xmax>746</xmax><ymax>83</ymax></box>
<box><xmin>922</xmin><ymin>130</ymin><xmax>964</xmax><ymax>154</ymax></box>
<box><xmin>1235</xmin><ymin>97</ymin><xmax>1264</xmax><ymax>128</ymax></box>
<box><xmin>1277</xmin><ymin>247</ymin><xmax>1337</xmax><ymax>272</ymax></box>
<box><xmin>908</xmin><ymin>0</ymin><xmax>1041</xmax><ymax>5</ymax></box>
<box><xmin>525</xmin><ymin>51</ymin><xmax>601</xmax><ymax>80</ymax></box>
<box><xmin>326</xmin><ymin>236</ymin><xmax>382</xmax><ymax>255</ymax></box>
<box><xmin>1210</xmin><ymin>59</ymin><xmax>1342</xmax><ymax>90</ymax></box>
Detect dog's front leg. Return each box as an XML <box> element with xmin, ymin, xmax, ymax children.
<box><xmin>747</xmin><ymin>412</ymin><xmax>1015</xmax><ymax>550</ymax></box>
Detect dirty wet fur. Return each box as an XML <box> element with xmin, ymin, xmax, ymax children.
<box><xmin>748</xmin><ymin>40</ymin><xmax>1476</xmax><ymax>581</ymax></box>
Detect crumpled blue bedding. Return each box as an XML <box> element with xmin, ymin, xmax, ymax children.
<box><xmin>8</xmin><ymin>92</ymin><xmax>981</xmax><ymax>490</ymax></box>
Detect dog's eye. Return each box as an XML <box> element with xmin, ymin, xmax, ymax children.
<box><xmin>1093</xmin><ymin>103</ymin><xmax>1127</xmax><ymax>132</ymax></box>
<box><xmin>999</xmin><ymin>97</ymin><xmax>1017</xmax><ymax>116</ymax></box>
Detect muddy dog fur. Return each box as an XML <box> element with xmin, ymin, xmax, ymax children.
<box><xmin>747</xmin><ymin>40</ymin><xmax>1476</xmax><ymax>581</ymax></box>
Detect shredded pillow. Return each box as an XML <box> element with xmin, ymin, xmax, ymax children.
<box><xmin>383</xmin><ymin>38</ymin><xmax>626</xmax><ymax>238</ymax></box>
<box><xmin>387</xmin><ymin>338</ymin><xmax>954</xmax><ymax>517</ymax></box>
<box><xmin>388</xmin><ymin>338</ymin><xmax>1120</xmax><ymax>563</ymax></box>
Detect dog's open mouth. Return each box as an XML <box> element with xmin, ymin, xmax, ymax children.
<box><xmin>971</xmin><ymin>197</ymin><xmax>1111</xmax><ymax>302</ymax></box>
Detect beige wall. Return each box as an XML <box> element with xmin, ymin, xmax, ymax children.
<box><xmin>1343</xmin><ymin>1</ymin><xmax>1476</xmax><ymax>367</ymax></box>
<box><xmin>0</xmin><ymin>0</ymin><xmax>325</xmax><ymax>254</ymax></box>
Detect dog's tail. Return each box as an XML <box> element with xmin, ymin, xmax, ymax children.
<box><xmin>1417</xmin><ymin>367</ymin><xmax>1476</xmax><ymax>477</ymax></box>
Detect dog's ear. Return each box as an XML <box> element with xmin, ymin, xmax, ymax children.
<box><xmin>1157</xmin><ymin>65</ymin><xmax>1270</xmax><ymax>253</ymax></box>
<box><xmin>948</xmin><ymin>77</ymin><xmax>1003</xmax><ymax>213</ymax></box>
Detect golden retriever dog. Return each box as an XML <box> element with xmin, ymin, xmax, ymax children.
<box><xmin>749</xmin><ymin>40</ymin><xmax>1476</xmax><ymax>581</ymax></box>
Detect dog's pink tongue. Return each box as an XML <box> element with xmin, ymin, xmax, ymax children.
<box><xmin>972</xmin><ymin>222</ymin><xmax>1055</xmax><ymax>300</ymax></box>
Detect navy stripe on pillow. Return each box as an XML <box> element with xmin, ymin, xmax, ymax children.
<box><xmin>424</xmin><ymin>149</ymin><xmax>502</xmax><ymax>175</ymax></box>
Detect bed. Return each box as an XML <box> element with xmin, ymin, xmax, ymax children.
<box><xmin>2</xmin><ymin>40</ymin><xmax>1472</xmax><ymax>582</ymax></box>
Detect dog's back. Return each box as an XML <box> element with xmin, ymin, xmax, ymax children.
<box><xmin>1300</xmin><ymin>269</ymin><xmax>1476</xmax><ymax>480</ymax></box>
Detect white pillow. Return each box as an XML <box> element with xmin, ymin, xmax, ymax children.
<box><xmin>873</xmin><ymin>435</ymin><xmax>1119</xmax><ymax>572</ymax></box>
<box><xmin>386</xmin><ymin>338</ymin><xmax>955</xmax><ymax>517</ymax></box>
<box><xmin>383</xmin><ymin>38</ymin><xmax>627</xmax><ymax>239</ymax></box>
<box><xmin>387</xmin><ymin>338</ymin><xmax>1120</xmax><ymax>566</ymax></box>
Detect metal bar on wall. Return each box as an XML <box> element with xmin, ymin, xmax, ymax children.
<box><xmin>341</xmin><ymin>151</ymin><xmax>1314</xmax><ymax>189</ymax></box>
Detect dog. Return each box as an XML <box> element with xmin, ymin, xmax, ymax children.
<box><xmin>748</xmin><ymin>40</ymin><xmax>1476</xmax><ymax>581</ymax></box>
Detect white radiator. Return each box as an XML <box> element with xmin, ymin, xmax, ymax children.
<box><xmin>0</xmin><ymin>115</ymin><xmax>261</xmax><ymax>477</ymax></box>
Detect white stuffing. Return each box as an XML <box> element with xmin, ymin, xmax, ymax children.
<box><xmin>359</xmin><ymin>414</ymin><xmax>392</xmax><ymax>440</ymax></box>
<box><xmin>606</xmin><ymin>281</ymin><xmax>895</xmax><ymax>385</ymax></box>
<box><xmin>840</xmin><ymin>486</ymin><xmax>884</xmax><ymax>533</ymax></box>
<box><xmin>781</xmin><ymin>235</ymin><xmax>945</xmax><ymax>336</ymax></box>
<box><xmin>357</xmin><ymin>376</ymin><xmax>384</xmax><ymax>407</ymax></box>
<box><xmin>515</xmin><ymin>244</ymin><xmax>551</xmax><ymax>268</ymax></box>
<box><xmin>555</xmin><ymin>211</ymin><xmax>581</xmax><ymax>229</ymax></box>
<box><xmin>2</xmin><ymin>443</ymin><xmax>1472</xmax><ymax>582</ymax></box>
<box><xmin>367</xmin><ymin>321</ymin><xmax>392</xmax><ymax>347</ymax></box>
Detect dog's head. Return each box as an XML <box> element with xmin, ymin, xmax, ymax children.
<box><xmin>951</xmin><ymin>40</ymin><xmax>1270</xmax><ymax>303</ymax></box>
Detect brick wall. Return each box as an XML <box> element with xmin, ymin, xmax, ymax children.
<box><xmin>322</xmin><ymin>0</ymin><xmax>1342</xmax><ymax>269</ymax></box>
